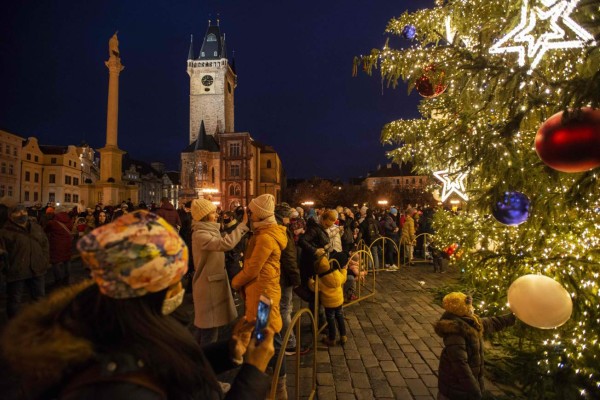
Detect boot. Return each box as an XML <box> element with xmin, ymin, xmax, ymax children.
<box><xmin>275</xmin><ymin>374</ymin><xmax>288</xmax><ymax>400</ymax></box>
<box><xmin>321</xmin><ymin>337</ymin><xmax>336</xmax><ymax>347</ymax></box>
<box><xmin>339</xmin><ymin>335</ymin><xmax>348</xmax><ymax>346</ymax></box>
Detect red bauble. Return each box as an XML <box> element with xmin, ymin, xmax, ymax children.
<box><xmin>535</xmin><ymin>108</ymin><xmax>600</xmax><ymax>173</ymax></box>
<box><xmin>415</xmin><ymin>64</ymin><xmax>447</xmax><ymax>98</ymax></box>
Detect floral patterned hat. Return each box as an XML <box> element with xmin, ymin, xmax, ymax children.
<box><xmin>77</xmin><ymin>210</ymin><xmax>188</xmax><ymax>299</ymax></box>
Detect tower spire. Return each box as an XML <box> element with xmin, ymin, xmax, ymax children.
<box><xmin>187</xmin><ymin>34</ymin><xmax>194</xmax><ymax>60</ymax></box>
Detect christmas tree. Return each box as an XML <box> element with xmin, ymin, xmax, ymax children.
<box><xmin>356</xmin><ymin>0</ymin><xmax>599</xmax><ymax>397</ymax></box>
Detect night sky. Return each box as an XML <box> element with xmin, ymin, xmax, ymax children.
<box><xmin>1</xmin><ymin>0</ymin><xmax>430</xmax><ymax>180</ymax></box>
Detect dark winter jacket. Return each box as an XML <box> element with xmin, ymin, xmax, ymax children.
<box><xmin>0</xmin><ymin>219</ymin><xmax>50</xmax><ymax>282</ymax></box>
<box><xmin>434</xmin><ymin>312</ymin><xmax>516</xmax><ymax>400</ymax></box>
<box><xmin>155</xmin><ymin>202</ymin><xmax>181</xmax><ymax>229</ymax></box>
<box><xmin>382</xmin><ymin>214</ymin><xmax>398</xmax><ymax>237</ymax></box>
<box><xmin>0</xmin><ymin>281</ymin><xmax>271</xmax><ymax>400</ymax></box>
<box><xmin>44</xmin><ymin>212</ymin><xmax>74</xmax><ymax>264</ymax></box>
<box><xmin>278</xmin><ymin>223</ymin><xmax>300</xmax><ymax>288</ymax></box>
<box><xmin>357</xmin><ymin>217</ymin><xmax>381</xmax><ymax>246</ymax></box>
<box><xmin>223</xmin><ymin>220</ymin><xmax>250</xmax><ymax>282</ymax></box>
<box><xmin>297</xmin><ymin>219</ymin><xmax>331</xmax><ymax>286</ymax></box>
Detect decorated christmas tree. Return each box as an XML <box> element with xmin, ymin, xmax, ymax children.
<box><xmin>356</xmin><ymin>0</ymin><xmax>599</xmax><ymax>397</ymax></box>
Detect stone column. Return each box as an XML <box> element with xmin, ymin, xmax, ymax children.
<box><xmin>104</xmin><ymin>56</ymin><xmax>124</xmax><ymax>148</ymax></box>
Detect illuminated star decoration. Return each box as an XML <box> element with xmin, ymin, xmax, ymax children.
<box><xmin>489</xmin><ymin>0</ymin><xmax>595</xmax><ymax>70</ymax></box>
<box><xmin>433</xmin><ymin>170</ymin><xmax>469</xmax><ymax>202</ymax></box>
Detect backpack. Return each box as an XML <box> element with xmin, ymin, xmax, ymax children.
<box><xmin>367</xmin><ymin>219</ymin><xmax>381</xmax><ymax>244</ymax></box>
<box><xmin>342</xmin><ymin>223</ymin><xmax>354</xmax><ymax>244</ymax></box>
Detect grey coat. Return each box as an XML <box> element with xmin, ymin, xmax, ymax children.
<box><xmin>0</xmin><ymin>219</ymin><xmax>50</xmax><ymax>282</ymax></box>
<box><xmin>191</xmin><ymin>221</ymin><xmax>249</xmax><ymax>329</ymax></box>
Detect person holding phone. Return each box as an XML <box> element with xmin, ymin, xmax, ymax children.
<box><xmin>232</xmin><ymin>194</ymin><xmax>289</xmax><ymax>399</ymax></box>
<box><xmin>190</xmin><ymin>198</ymin><xmax>250</xmax><ymax>347</ymax></box>
<box><xmin>1</xmin><ymin>211</ymin><xmax>276</xmax><ymax>399</ymax></box>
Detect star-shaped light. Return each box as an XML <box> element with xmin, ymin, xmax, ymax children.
<box><xmin>489</xmin><ymin>0</ymin><xmax>595</xmax><ymax>70</ymax></box>
<box><xmin>433</xmin><ymin>170</ymin><xmax>469</xmax><ymax>202</ymax></box>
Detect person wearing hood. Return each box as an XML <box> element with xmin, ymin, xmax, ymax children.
<box><xmin>44</xmin><ymin>206</ymin><xmax>75</xmax><ymax>289</ymax></box>
<box><xmin>1</xmin><ymin>211</ymin><xmax>275</xmax><ymax>400</ymax></box>
<box><xmin>191</xmin><ymin>198</ymin><xmax>249</xmax><ymax>346</ymax></box>
<box><xmin>434</xmin><ymin>292</ymin><xmax>516</xmax><ymax>400</ymax></box>
<box><xmin>156</xmin><ymin>197</ymin><xmax>181</xmax><ymax>231</ymax></box>
<box><xmin>0</xmin><ymin>198</ymin><xmax>49</xmax><ymax>317</ymax></box>
<box><xmin>232</xmin><ymin>194</ymin><xmax>289</xmax><ymax>399</ymax></box>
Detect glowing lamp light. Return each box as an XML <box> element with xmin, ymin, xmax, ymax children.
<box><xmin>489</xmin><ymin>0</ymin><xmax>595</xmax><ymax>70</ymax></box>
<box><xmin>433</xmin><ymin>169</ymin><xmax>469</xmax><ymax>202</ymax></box>
<box><xmin>377</xmin><ymin>200</ymin><xmax>389</xmax><ymax>206</ymax></box>
<box><xmin>301</xmin><ymin>201</ymin><xmax>314</xmax><ymax>206</ymax></box>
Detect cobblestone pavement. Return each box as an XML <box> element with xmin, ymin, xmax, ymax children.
<box><xmin>284</xmin><ymin>261</ymin><xmax>513</xmax><ymax>399</ymax></box>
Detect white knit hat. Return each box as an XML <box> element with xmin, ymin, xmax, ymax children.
<box><xmin>191</xmin><ymin>198</ymin><xmax>216</xmax><ymax>221</ymax></box>
<box><xmin>249</xmin><ymin>194</ymin><xmax>275</xmax><ymax>220</ymax></box>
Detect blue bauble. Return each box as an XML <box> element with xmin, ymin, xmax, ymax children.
<box><xmin>492</xmin><ymin>191</ymin><xmax>530</xmax><ymax>226</ymax></box>
<box><xmin>402</xmin><ymin>25</ymin><xmax>416</xmax><ymax>40</ymax></box>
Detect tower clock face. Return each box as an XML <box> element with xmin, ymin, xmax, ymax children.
<box><xmin>201</xmin><ymin>75</ymin><xmax>214</xmax><ymax>86</ymax></box>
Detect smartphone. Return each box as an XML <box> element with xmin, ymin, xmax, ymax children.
<box><xmin>254</xmin><ymin>295</ymin><xmax>272</xmax><ymax>344</ymax></box>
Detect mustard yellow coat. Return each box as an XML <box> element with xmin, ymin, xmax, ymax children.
<box><xmin>232</xmin><ymin>223</ymin><xmax>287</xmax><ymax>333</ymax></box>
<box><xmin>309</xmin><ymin>268</ymin><xmax>347</xmax><ymax>309</ymax></box>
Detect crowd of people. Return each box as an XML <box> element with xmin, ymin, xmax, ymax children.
<box><xmin>0</xmin><ymin>193</ymin><xmax>502</xmax><ymax>400</ymax></box>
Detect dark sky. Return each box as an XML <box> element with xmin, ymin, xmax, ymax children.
<box><xmin>1</xmin><ymin>0</ymin><xmax>430</xmax><ymax>180</ymax></box>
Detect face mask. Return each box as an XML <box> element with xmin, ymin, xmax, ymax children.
<box><xmin>161</xmin><ymin>287</ymin><xmax>185</xmax><ymax>315</ymax></box>
<box><xmin>12</xmin><ymin>215</ymin><xmax>28</xmax><ymax>225</ymax></box>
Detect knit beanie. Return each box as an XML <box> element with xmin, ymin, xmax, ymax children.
<box><xmin>249</xmin><ymin>194</ymin><xmax>275</xmax><ymax>220</ymax></box>
<box><xmin>295</xmin><ymin>206</ymin><xmax>304</xmax><ymax>215</ymax></box>
<box><xmin>390</xmin><ymin>207</ymin><xmax>398</xmax><ymax>215</ymax></box>
<box><xmin>191</xmin><ymin>198</ymin><xmax>216</xmax><ymax>221</ymax></box>
<box><xmin>407</xmin><ymin>207</ymin><xmax>417</xmax><ymax>216</ymax></box>
<box><xmin>275</xmin><ymin>202</ymin><xmax>292</xmax><ymax>219</ymax></box>
<box><xmin>442</xmin><ymin>292</ymin><xmax>474</xmax><ymax>317</ymax></box>
<box><xmin>0</xmin><ymin>197</ymin><xmax>19</xmax><ymax>213</ymax></box>
<box><xmin>315</xmin><ymin>255</ymin><xmax>330</xmax><ymax>274</ymax></box>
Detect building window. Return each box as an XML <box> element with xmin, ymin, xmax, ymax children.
<box><xmin>0</xmin><ymin>185</ymin><xmax>4</xmax><ymax>197</ymax></box>
<box><xmin>419</xmin><ymin>178</ymin><xmax>423</xmax><ymax>184</ymax></box>
<box><xmin>64</xmin><ymin>193</ymin><xmax>71</xmax><ymax>203</ymax></box>
<box><xmin>211</xmin><ymin>168</ymin><xmax>215</xmax><ymax>183</ymax></box>
<box><xmin>27</xmin><ymin>153</ymin><xmax>31</xmax><ymax>160</ymax></box>
<box><xmin>201</xmin><ymin>51</ymin><xmax>205</xmax><ymax>57</ymax></box>
<box><xmin>33</xmin><ymin>192</ymin><xmax>39</xmax><ymax>201</ymax></box>
<box><xmin>412</xmin><ymin>178</ymin><xmax>416</xmax><ymax>184</ymax></box>
<box><xmin>73</xmin><ymin>194</ymin><xmax>79</xmax><ymax>203</ymax></box>
<box><xmin>229</xmin><ymin>142</ymin><xmax>240</xmax><ymax>157</ymax></box>
<box><xmin>65</xmin><ymin>176</ymin><xmax>72</xmax><ymax>185</ymax></box>
<box><xmin>0</xmin><ymin>162</ymin><xmax>5</xmax><ymax>174</ymax></box>
<box><xmin>34</xmin><ymin>155</ymin><xmax>39</xmax><ymax>162</ymax></box>
<box><xmin>73</xmin><ymin>177</ymin><xmax>79</xmax><ymax>185</ymax></box>
<box><xmin>207</xmin><ymin>33</ymin><xmax>216</xmax><ymax>42</ymax></box>
<box><xmin>34</xmin><ymin>172</ymin><xmax>39</xmax><ymax>183</ymax></box>
<box><xmin>229</xmin><ymin>184</ymin><xmax>236</xmax><ymax>196</ymax></box>
<box><xmin>5</xmin><ymin>145</ymin><xmax>9</xmax><ymax>155</ymax></box>
<box><xmin>8</xmin><ymin>164</ymin><xmax>13</xmax><ymax>175</ymax></box>
<box><xmin>51</xmin><ymin>157</ymin><xmax>57</xmax><ymax>164</ymax></box>
<box><xmin>266</xmin><ymin>160</ymin><xmax>272</xmax><ymax>169</ymax></box>
<box><xmin>230</xmin><ymin>164</ymin><xmax>240</xmax><ymax>177</ymax></box>
<box><xmin>49</xmin><ymin>192</ymin><xmax>55</xmax><ymax>202</ymax></box>
<box><xmin>49</xmin><ymin>174</ymin><xmax>56</xmax><ymax>184</ymax></box>
<box><xmin>7</xmin><ymin>186</ymin><xmax>13</xmax><ymax>197</ymax></box>
<box><xmin>12</xmin><ymin>147</ymin><xmax>16</xmax><ymax>156</ymax></box>
<box><xmin>25</xmin><ymin>171</ymin><xmax>31</xmax><ymax>181</ymax></box>
<box><xmin>214</xmin><ymin>51</ymin><xmax>217</xmax><ymax>56</ymax></box>
<box><xmin>24</xmin><ymin>191</ymin><xmax>30</xmax><ymax>201</ymax></box>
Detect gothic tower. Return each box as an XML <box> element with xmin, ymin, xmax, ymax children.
<box><xmin>187</xmin><ymin>21</ymin><xmax>236</xmax><ymax>143</ymax></box>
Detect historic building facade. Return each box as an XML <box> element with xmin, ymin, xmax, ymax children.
<box><xmin>180</xmin><ymin>22</ymin><xmax>284</xmax><ymax>210</ymax></box>
<box><xmin>0</xmin><ymin>130</ymin><xmax>23</xmax><ymax>201</ymax></box>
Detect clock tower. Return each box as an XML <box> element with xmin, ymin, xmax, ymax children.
<box><xmin>187</xmin><ymin>21</ymin><xmax>236</xmax><ymax>143</ymax></box>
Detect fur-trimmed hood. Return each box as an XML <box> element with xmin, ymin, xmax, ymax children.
<box><xmin>434</xmin><ymin>311</ymin><xmax>483</xmax><ymax>339</ymax></box>
<box><xmin>1</xmin><ymin>281</ymin><xmax>96</xmax><ymax>388</ymax></box>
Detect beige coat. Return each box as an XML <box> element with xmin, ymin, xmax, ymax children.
<box><xmin>191</xmin><ymin>221</ymin><xmax>249</xmax><ymax>329</ymax></box>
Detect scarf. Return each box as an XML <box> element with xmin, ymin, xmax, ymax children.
<box><xmin>252</xmin><ymin>215</ymin><xmax>277</xmax><ymax>229</ymax></box>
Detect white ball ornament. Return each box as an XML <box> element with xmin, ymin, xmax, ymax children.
<box><xmin>507</xmin><ymin>274</ymin><xmax>572</xmax><ymax>329</ymax></box>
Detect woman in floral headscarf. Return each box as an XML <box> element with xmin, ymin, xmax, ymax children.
<box><xmin>1</xmin><ymin>211</ymin><xmax>274</xmax><ymax>400</ymax></box>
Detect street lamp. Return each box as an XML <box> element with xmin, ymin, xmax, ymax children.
<box><xmin>377</xmin><ymin>200</ymin><xmax>388</xmax><ymax>206</ymax></box>
<box><xmin>301</xmin><ymin>200</ymin><xmax>314</xmax><ymax>206</ymax></box>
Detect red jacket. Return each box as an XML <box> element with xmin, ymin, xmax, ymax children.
<box><xmin>155</xmin><ymin>202</ymin><xmax>181</xmax><ymax>229</ymax></box>
<box><xmin>44</xmin><ymin>212</ymin><xmax>73</xmax><ymax>264</ymax></box>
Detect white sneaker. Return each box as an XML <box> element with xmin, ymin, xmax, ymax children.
<box><xmin>385</xmin><ymin>264</ymin><xmax>391</xmax><ymax>268</ymax></box>
<box><xmin>388</xmin><ymin>264</ymin><xmax>399</xmax><ymax>271</ymax></box>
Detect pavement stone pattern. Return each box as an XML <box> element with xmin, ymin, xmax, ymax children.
<box><xmin>284</xmin><ymin>262</ymin><xmax>509</xmax><ymax>399</ymax></box>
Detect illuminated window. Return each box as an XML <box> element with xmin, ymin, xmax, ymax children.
<box><xmin>207</xmin><ymin>33</ymin><xmax>217</xmax><ymax>42</ymax></box>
